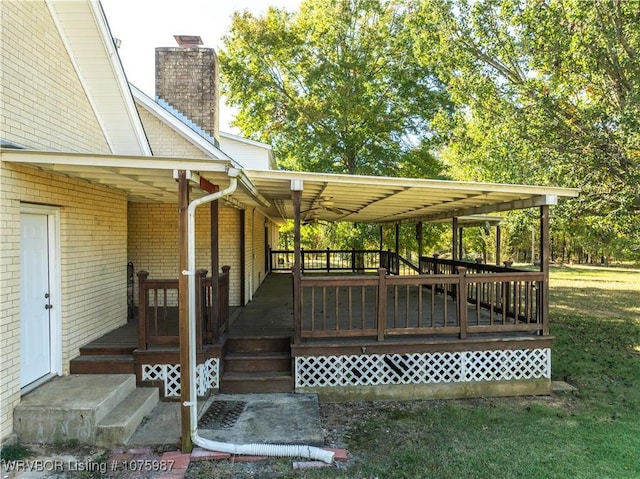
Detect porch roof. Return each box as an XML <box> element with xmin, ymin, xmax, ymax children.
<box><xmin>244</xmin><ymin>169</ymin><xmax>579</xmax><ymax>225</ymax></box>
<box><xmin>3</xmin><ymin>149</ymin><xmax>579</xmax><ymax>224</ymax></box>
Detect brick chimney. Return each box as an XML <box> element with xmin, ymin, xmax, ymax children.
<box><xmin>155</xmin><ymin>35</ymin><xmax>220</xmax><ymax>143</ymax></box>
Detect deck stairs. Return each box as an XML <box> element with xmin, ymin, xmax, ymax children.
<box><xmin>220</xmin><ymin>336</ymin><xmax>294</xmax><ymax>393</ymax></box>
<box><xmin>69</xmin><ymin>321</ymin><xmax>137</xmax><ymax>375</ymax></box>
<box><xmin>14</xmin><ymin>374</ymin><xmax>157</xmax><ymax>447</ymax></box>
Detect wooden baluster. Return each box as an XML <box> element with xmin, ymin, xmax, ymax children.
<box><xmin>458</xmin><ymin>267</ymin><xmax>468</xmax><ymax>339</ymax></box>
<box><xmin>136</xmin><ymin>271</ymin><xmax>149</xmax><ymax>350</ymax></box>
<box><xmin>377</xmin><ymin>268</ymin><xmax>387</xmax><ymax>341</ymax></box>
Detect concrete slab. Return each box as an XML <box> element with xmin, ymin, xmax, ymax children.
<box><xmin>198</xmin><ymin>394</ymin><xmax>324</xmax><ymax>446</ymax></box>
<box><xmin>127</xmin><ymin>393</ymin><xmax>324</xmax><ymax>448</ymax></box>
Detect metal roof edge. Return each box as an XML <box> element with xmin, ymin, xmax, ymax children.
<box><xmin>244</xmin><ymin>169</ymin><xmax>580</xmax><ymax>198</ymax></box>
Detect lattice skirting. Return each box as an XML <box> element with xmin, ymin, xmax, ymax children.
<box><xmin>141</xmin><ymin>358</ymin><xmax>220</xmax><ymax>398</ymax></box>
<box><xmin>295</xmin><ymin>349</ymin><xmax>550</xmax><ymax>388</ymax></box>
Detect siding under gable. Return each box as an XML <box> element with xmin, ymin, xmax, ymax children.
<box><xmin>0</xmin><ymin>1</ymin><xmax>109</xmax><ymax>153</ymax></box>
<box><xmin>136</xmin><ymin>104</ymin><xmax>210</xmax><ymax>159</ymax></box>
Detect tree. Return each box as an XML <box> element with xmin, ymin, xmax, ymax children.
<box><xmin>219</xmin><ymin>0</ymin><xmax>450</xmax><ymax>177</ymax></box>
<box><xmin>409</xmin><ymin>0</ymin><xmax>640</xmax><ymax>259</ymax></box>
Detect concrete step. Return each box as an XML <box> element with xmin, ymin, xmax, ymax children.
<box><xmin>220</xmin><ymin>371</ymin><xmax>294</xmax><ymax>394</ymax></box>
<box><xmin>224</xmin><ymin>351</ymin><xmax>291</xmax><ymax>373</ymax></box>
<box><xmin>14</xmin><ymin>374</ymin><xmax>136</xmax><ymax>444</ymax></box>
<box><xmin>94</xmin><ymin>387</ymin><xmax>159</xmax><ymax>447</ymax></box>
<box><xmin>69</xmin><ymin>354</ymin><xmax>135</xmax><ymax>374</ymax></box>
<box><xmin>225</xmin><ymin>336</ymin><xmax>291</xmax><ymax>354</ymax></box>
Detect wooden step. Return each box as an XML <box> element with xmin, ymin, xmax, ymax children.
<box><xmin>225</xmin><ymin>336</ymin><xmax>291</xmax><ymax>354</ymax></box>
<box><xmin>70</xmin><ymin>355</ymin><xmax>135</xmax><ymax>375</ymax></box>
<box><xmin>79</xmin><ymin>345</ymin><xmax>136</xmax><ymax>356</ymax></box>
<box><xmin>224</xmin><ymin>351</ymin><xmax>292</xmax><ymax>373</ymax></box>
<box><xmin>220</xmin><ymin>371</ymin><xmax>294</xmax><ymax>394</ymax></box>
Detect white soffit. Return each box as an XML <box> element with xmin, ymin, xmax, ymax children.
<box><xmin>245</xmin><ymin>170</ymin><xmax>580</xmax><ymax>224</ymax></box>
<box><xmin>1</xmin><ymin>150</ymin><xmax>263</xmax><ymax>206</ymax></box>
<box><xmin>47</xmin><ymin>0</ymin><xmax>151</xmax><ymax>156</ymax></box>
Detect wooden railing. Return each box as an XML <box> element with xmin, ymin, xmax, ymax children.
<box><xmin>137</xmin><ymin>267</ymin><xmax>230</xmax><ymax>350</ymax></box>
<box><xmin>270</xmin><ymin>248</ymin><xmax>411</xmax><ymax>275</ymax></box>
<box><xmin>294</xmin><ymin>265</ymin><xmax>544</xmax><ymax>342</ymax></box>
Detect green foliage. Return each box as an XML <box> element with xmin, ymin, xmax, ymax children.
<box><xmin>220</xmin><ymin>0</ymin><xmax>450</xmax><ymax>177</ymax></box>
<box><xmin>409</xmin><ymin>0</ymin><xmax>640</xmax><ymax>260</ymax></box>
<box><xmin>0</xmin><ymin>443</ymin><xmax>32</xmax><ymax>462</ymax></box>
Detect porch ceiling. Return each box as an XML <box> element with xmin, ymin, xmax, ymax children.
<box><xmin>245</xmin><ymin>169</ymin><xmax>580</xmax><ymax>225</ymax></box>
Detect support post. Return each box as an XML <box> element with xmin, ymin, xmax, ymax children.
<box><xmin>195</xmin><ymin>269</ymin><xmax>207</xmax><ymax>348</ymax></box>
<box><xmin>292</xmin><ymin>184</ymin><xmax>303</xmax><ymax>344</ymax></box>
<box><xmin>452</xmin><ymin>217</ymin><xmax>459</xmax><ymax>261</ymax></box>
<box><xmin>495</xmin><ymin>225</ymin><xmax>501</xmax><ymax>266</ymax></box>
<box><xmin>540</xmin><ymin>205</ymin><xmax>550</xmax><ymax>335</ymax></box>
<box><xmin>210</xmin><ymin>188</ymin><xmax>220</xmax><ymax>342</ymax></box>
<box><xmin>458</xmin><ymin>227</ymin><xmax>464</xmax><ymax>261</ymax></box>
<box><xmin>177</xmin><ymin>171</ymin><xmax>192</xmax><ymax>453</ymax></box>
<box><xmin>379</xmin><ymin>225</ymin><xmax>383</xmax><ymax>253</ymax></box>
<box><xmin>395</xmin><ymin>223</ymin><xmax>400</xmax><ymax>274</ymax></box>
<box><xmin>416</xmin><ymin>221</ymin><xmax>423</xmax><ymax>272</ymax></box>
<box><xmin>377</xmin><ymin>268</ymin><xmax>387</xmax><ymax>341</ymax></box>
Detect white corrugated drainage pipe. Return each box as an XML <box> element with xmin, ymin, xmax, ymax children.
<box><xmin>184</xmin><ymin>168</ymin><xmax>334</xmax><ymax>465</ymax></box>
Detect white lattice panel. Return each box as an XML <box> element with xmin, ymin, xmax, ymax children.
<box><xmin>142</xmin><ymin>358</ymin><xmax>220</xmax><ymax>398</ymax></box>
<box><xmin>295</xmin><ymin>349</ymin><xmax>550</xmax><ymax>388</ymax></box>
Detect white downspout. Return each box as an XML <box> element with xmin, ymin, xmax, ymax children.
<box><xmin>184</xmin><ymin>168</ymin><xmax>334</xmax><ymax>464</ymax></box>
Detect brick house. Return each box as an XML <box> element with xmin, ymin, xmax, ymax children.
<box><xmin>1</xmin><ymin>0</ymin><xmax>579</xmax><ymax>446</ymax></box>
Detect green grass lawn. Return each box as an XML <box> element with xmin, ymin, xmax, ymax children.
<box><xmin>185</xmin><ymin>265</ymin><xmax>639</xmax><ymax>479</ymax></box>
<box><xmin>289</xmin><ymin>264</ymin><xmax>640</xmax><ymax>479</ymax></box>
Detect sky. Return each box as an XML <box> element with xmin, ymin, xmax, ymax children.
<box><xmin>101</xmin><ymin>0</ymin><xmax>302</xmax><ymax>131</ymax></box>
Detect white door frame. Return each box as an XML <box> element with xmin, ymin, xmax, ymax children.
<box><xmin>20</xmin><ymin>204</ymin><xmax>62</xmax><ymax>391</ymax></box>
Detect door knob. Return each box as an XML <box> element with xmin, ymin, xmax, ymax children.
<box><xmin>44</xmin><ymin>293</ymin><xmax>50</xmax><ymax>299</ymax></box>
<box><xmin>45</xmin><ymin>304</ymin><xmax>53</xmax><ymax>310</ymax></box>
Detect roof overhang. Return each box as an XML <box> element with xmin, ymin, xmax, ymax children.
<box><xmin>245</xmin><ymin>169</ymin><xmax>580</xmax><ymax>225</ymax></box>
<box><xmin>1</xmin><ymin>149</ymin><xmax>269</xmax><ymax>208</ymax></box>
<box><xmin>3</xmin><ymin>150</ymin><xmax>579</xmax><ymax>223</ymax></box>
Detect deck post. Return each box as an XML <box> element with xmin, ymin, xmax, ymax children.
<box><xmin>195</xmin><ymin>269</ymin><xmax>207</xmax><ymax>348</ymax></box>
<box><xmin>416</xmin><ymin>221</ymin><xmax>423</xmax><ymax>272</ymax></box>
<box><xmin>136</xmin><ymin>271</ymin><xmax>149</xmax><ymax>351</ymax></box>
<box><xmin>377</xmin><ymin>268</ymin><xmax>387</xmax><ymax>341</ymax></box>
<box><xmin>177</xmin><ymin>170</ymin><xmax>192</xmax><ymax>453</ymax></box>
<box><xmin>457</xmin><ymin>266</ymin><xmax>468</xmax><ymax>339</ymax></box>
<box><xmin>291</xmin><ymin>181</ymin><xmax>303</xmax><ymax>344</ymax></box>
<box><xmin>452</xmin><ymin>217</ymin><xmax>458</xmax><ymax>261</ymax></box>
<box><xmin>540</xmin><ymin>205</ymin><xmax>550</xmax><ymax>335</ymax></box>
<box><xmin>210</xmin><ymin>188</ymin><xmax>220</xmax><ymax>342</ymax></box>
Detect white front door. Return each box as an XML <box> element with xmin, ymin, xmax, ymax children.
<box><xmin>20</xmin><ymin>213</ymin><xmax>53</xmax><ymax>387</ymax></box>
